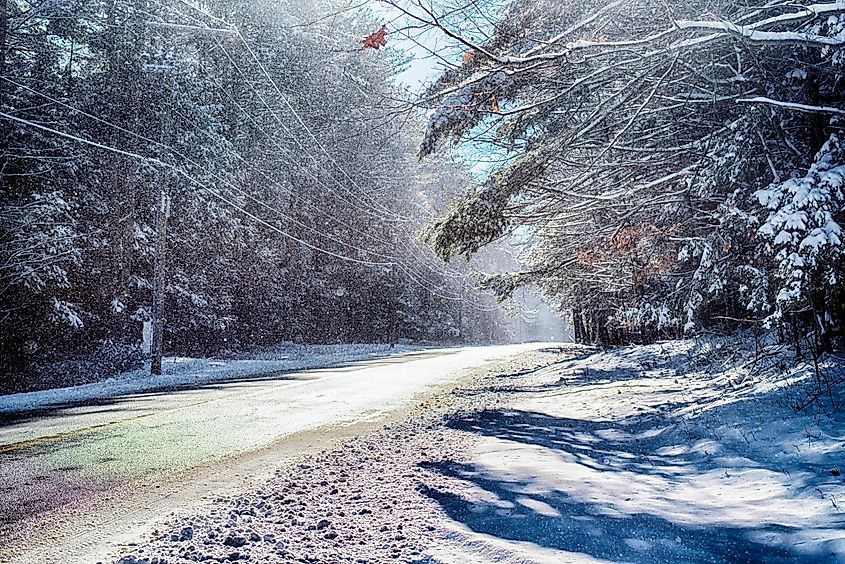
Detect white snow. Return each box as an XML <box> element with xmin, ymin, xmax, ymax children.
<box><xmin>425</xmin><ymin>339</ymin><xmax>845</xmax><ymax>563</ymax></box>
<box><xmin>0</xmin><ymin>343</ymin><xmax>426</xmax><ymax>414</ymax></box>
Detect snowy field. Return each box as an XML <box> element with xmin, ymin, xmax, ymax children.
<box><xmin>0</xmin><ymin>343</ymin><xmax>423</xmax><ymax>414</ymax></box>
<box><xmin>112</xmin><ymin>338</ymin><xmax>845</xmax><ymax>564</ymax></box>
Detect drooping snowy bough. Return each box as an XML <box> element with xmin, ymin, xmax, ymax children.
<box><xmin>410</xmin><ymin>0</ymin><xmax>845</xmax><ymax>347</ymax></box>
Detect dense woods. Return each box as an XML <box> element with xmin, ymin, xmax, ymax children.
<box><xmin>3</xmin><ymin>0</ymin><xmax>844</xmax><ymax>391</ymax></box>
<box><xmin>0</xmin><ymin>0</ymin><xmax>528</xmax><ymax>389</ymax></box>
<box><xmin>407</xmin><ymin>0</ymin><xmax>845</xmax><ymax>349</ymax></box>
<box><xmin>2</xmin><ymin>3</ymin><xmax>845</xmax><ymax>561</ymax></box>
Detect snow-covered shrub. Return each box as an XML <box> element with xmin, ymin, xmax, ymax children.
<box><xmin>49</xmin><ymin>298</ymin><xmax>84</xmax><ymax>329</ymax></box>
<box><xmin>614</xmin><ymin>303</ymin><xmax>678</xmax><ymax>333</ymax></box>
<box><xmin>92</xmin><ymin>339</ymin><xmax>144</xmax><ymax>374</ymax></box>
<box><xmin>756</xmin><ymin>131</ymin><xmax>844</xmax><ymax>336</ymax></box>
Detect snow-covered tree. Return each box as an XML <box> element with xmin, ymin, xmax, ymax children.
<box><xmin>1</xmin><ymin>0</ymin><xmax>511</xmax><ymax>387</ymax></box>
<box><xmin>405</xmin><ymin>0</ymin><xmax>845</xmax><ymax>347</ymax></box>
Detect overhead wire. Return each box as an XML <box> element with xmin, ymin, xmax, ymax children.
<box><xmin>205</xmin><ymin>30</ymin><xmax>480</xmax><ymax>279</ymax></box>
<box><xmin>209</xmin><ymin>32</ymin><xmax>486</xmax><ymax>283</ymax></box>
<box><xmin>211</xmin><ymin>36</ymin><xmax>414</xmax><ymax>225</ymax></box>
<box><xmin>1</xmin><ymin>96</ymin><xmax>490</xmax><ymax>305</ymax></box>
<box><xmin>0</xmin><ymin>75</ymin><xmax>406</xmax><ymax>265</ymax></box>
<box><xmin>203</xmin><ymin>57</ymin><xmax>477</xmax><ymax>285</ymax></box>
<box><xmin>170</xmin><ymin>0</ymin><xmax>485</xmax><ymax>283</ymax></box>
<box><xmin>181</xmin><ymin>0</ymin><xmax>419</xmax><ymax>222</ymax></box>
<box><xmin>0</xmin><ymin>110</ymin><xmax>393</xmax><ymax>267</ymax></box>
<box><xmin>5</xmin><ymin>0</ymin><xmax>502</xmax><ymax>309</ymax></box>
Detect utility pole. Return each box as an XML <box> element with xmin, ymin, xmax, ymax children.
<box><xmin>457</xmin><ymin>282</ymin><xmax>465</xmax><ymax>344</ymax></box>
<box><xmin>388</xmin><ymin>265</ymin><xmax>399</xmax><ymax>348</ymax></box>
<box><xmin>149</xmin><ymin>69</ymin><xmax>172</xmax><ymax>376</ymax></box>
<box><xmin>1</xmin><ymin>0</ymin><xmax>7</xmax><ymax>104</ymax></box>
<box><xmin>149</xmin><ymin>171</ymin><xmax>171</xmax><ymax>375</ymax></box>
<box><xmin>143</xmin><ymin>20</ymin><xmax>235</xmax><ymax>376</ymax></box>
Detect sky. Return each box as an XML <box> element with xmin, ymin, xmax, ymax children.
<box><xmin>369</xmin><ymin>2</ymin><xmax>459</xmax><ymax>91</ymax></box>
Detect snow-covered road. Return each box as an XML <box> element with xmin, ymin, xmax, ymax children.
<box><xmin>0</xmin><ymin>343</ymin><xmax>542</xmax><ymax>564</ymax></box>
<box><xmin>55</xmin><ymin>338</ymin><xmax>845</xmax><ymax>564</ymax></box>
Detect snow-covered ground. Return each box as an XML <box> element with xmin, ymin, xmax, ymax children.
<box><xmin>109</xmin><ymin>338</ymin><xmax>845</xmax><ymax>564</ymax></box>
<box><xmin>428</xmin><ymin>339</ymin><xmax>845</xmax><ymax>563</ymax></box>
<box><xmin>0</xmin><ymin>343</ymin><xmax>422</xmax><ymax>414</ymax></box>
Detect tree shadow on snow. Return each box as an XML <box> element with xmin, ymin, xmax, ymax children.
<box><xmin>420</xmin><ymin>351</ymin><xmax>845</xmax><ymax>564</ymax></box>
<box><xmin>419</xmin><ymin>459</ymin><xmax>825</xmax><ymax>563</ymax></box>
<box><xmin>421</xmin><ymin>408</ymin><xmax>845</xmax><ymax>562</ymax></box>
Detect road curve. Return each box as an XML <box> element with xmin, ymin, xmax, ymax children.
<box><xmin>0</xmin><ymin>343</ymin><xmax>541</xmax><ymax>564</ymax></box>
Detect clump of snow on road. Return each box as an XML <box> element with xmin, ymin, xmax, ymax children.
<box><xmin>0</xmin><ymin>343</ymin><xmax>421</xmax><ymax>414</ymax></box>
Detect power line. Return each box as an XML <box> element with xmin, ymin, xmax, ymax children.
<box><xmin>203</xmin><ymin>66</ymin><xmax>476</xmax><ymax>286</ymax></box>
<box><xmin>173</xmin><ymin>0</ymin><xmax>420</xmax><ymax>223</ymax></box>
<box><xmin>0</xmin><ymin>105</ymin><xmax>496</xmax><ymax>307</ymax></box>
<box><xmin>210</xmin><ymin>36</ymin><xmax>479</xmax><ymax>283</ymax></box>
<box><xmin>3</xmin><ymin>1</ymin><xmax>500</xmax><ymax>309</ymax></box>
<box><xmin>1</xmin><ymin>75</ymin><xmax>402</xmax><ymax>263</ymax></box>
<box><xmin>0</xmin><ymin>110</ymin><xmax>393</xmax><ymax>267</ymax></box>
<box><xmin>155</xmin><ymin>0</ymin><xmax>481</xmax><ymax>285</ymax></box>
<box><xmin>212</xmin><ymin>37</ymin><xmax>413</xmax><ymax>225</ymax></box>
<box><xmin>234</xmin><ymin>28</ymin><xmax>415</xmax><ymax>222</ymax></box>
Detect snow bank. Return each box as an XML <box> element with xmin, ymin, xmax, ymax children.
<box><xmin>425</xmin><ymin>338</ymin><xmax>845</xmax><ymax>562</ymax></box>
<box><xmin>0</xmin><ymin>343</ymin><xmax>421</xmax><ymax>414</ymax></box>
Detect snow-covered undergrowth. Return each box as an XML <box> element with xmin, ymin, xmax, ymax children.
<box><xmin>424</xmin><ymin>338</ymin><xmax>845</xmax><ymax>563</ymax></box>
<box><xmin>0</xmin><ymin>343</ymin><xmax>421</xmax><ymax>414</ymax></box>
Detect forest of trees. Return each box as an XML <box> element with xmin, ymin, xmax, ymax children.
<box><xmin>403</xmin><ymin>0</ymin><xmax>845</xmax><ymax>350</ymax></box>
<box><xmin>0</xmin><ymin>0</ymin><xmax>529</xmax><ymax>390</ymax></box>
<box><xmin>3</xmin><ymin>0</ymin><xmax>843</xmax><ymax>392</ymax></box>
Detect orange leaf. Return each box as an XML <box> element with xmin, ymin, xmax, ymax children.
<box><xmin>491</xmin><ymin>94</ymin><xmax>500</xmax><ymax>112</ymax></box>
<box><xmin>463</xmin><ymin>50</ymin><xmax>476</xmax><ymax>64</ymax></box>
<box><xmin>362</xmin><ymin>25</ymin><xmax>388</xmax><ymax>50</ymax></box>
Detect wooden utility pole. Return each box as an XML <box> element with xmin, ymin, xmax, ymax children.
<box><xmin>149</xmin><ymin>176</ymin><xmax>171</xmax><ymax>375</ymax></box>
<box><xmin>388</xmin><ymin>266</ymin><xmax>399</xmax><ymax>348</ymax></box>
<box><xmin>458</xmin><ymin>281</ymin><xmax>466</xmax><ymax>344</ymax></box>
<box><xmin>143</xmin><ymin>20</ymin><xmax>235</xmax><ymax>375</ymax></box>
<box><xmin>1</xmin><ymin>0</ymin><xmax>7</xmax><ymax>103</ymax></box>
<box><xmin>149</xmin><ymin>69</ymin><xmax>172</xmax><ymax>376</ymax></box>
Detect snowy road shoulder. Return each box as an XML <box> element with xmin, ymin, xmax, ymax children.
<box><xmin>0</xmin><ymin>343</ymin><xmax>425</xmax><ymax>414</ymax></box>
<box><xmin>424</xmin><ymin>339</ymin><xmax>845</xmax><ymax>563</ymax></box>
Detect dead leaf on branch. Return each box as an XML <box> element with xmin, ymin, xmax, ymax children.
<box><xmin>362</xmin><ymin>25</ymin><xmax>388</xmax><ymax>50</ymax></box>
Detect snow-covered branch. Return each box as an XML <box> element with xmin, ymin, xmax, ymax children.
<box><xmin>739</xmin><ymin>96</ymin><xmax>845</xmax><ymax>115</ymax></box>
<box><xmin>673</xmin><ymin>19</ymin><xmax>844</xmax><ymax>46</ymax></box>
